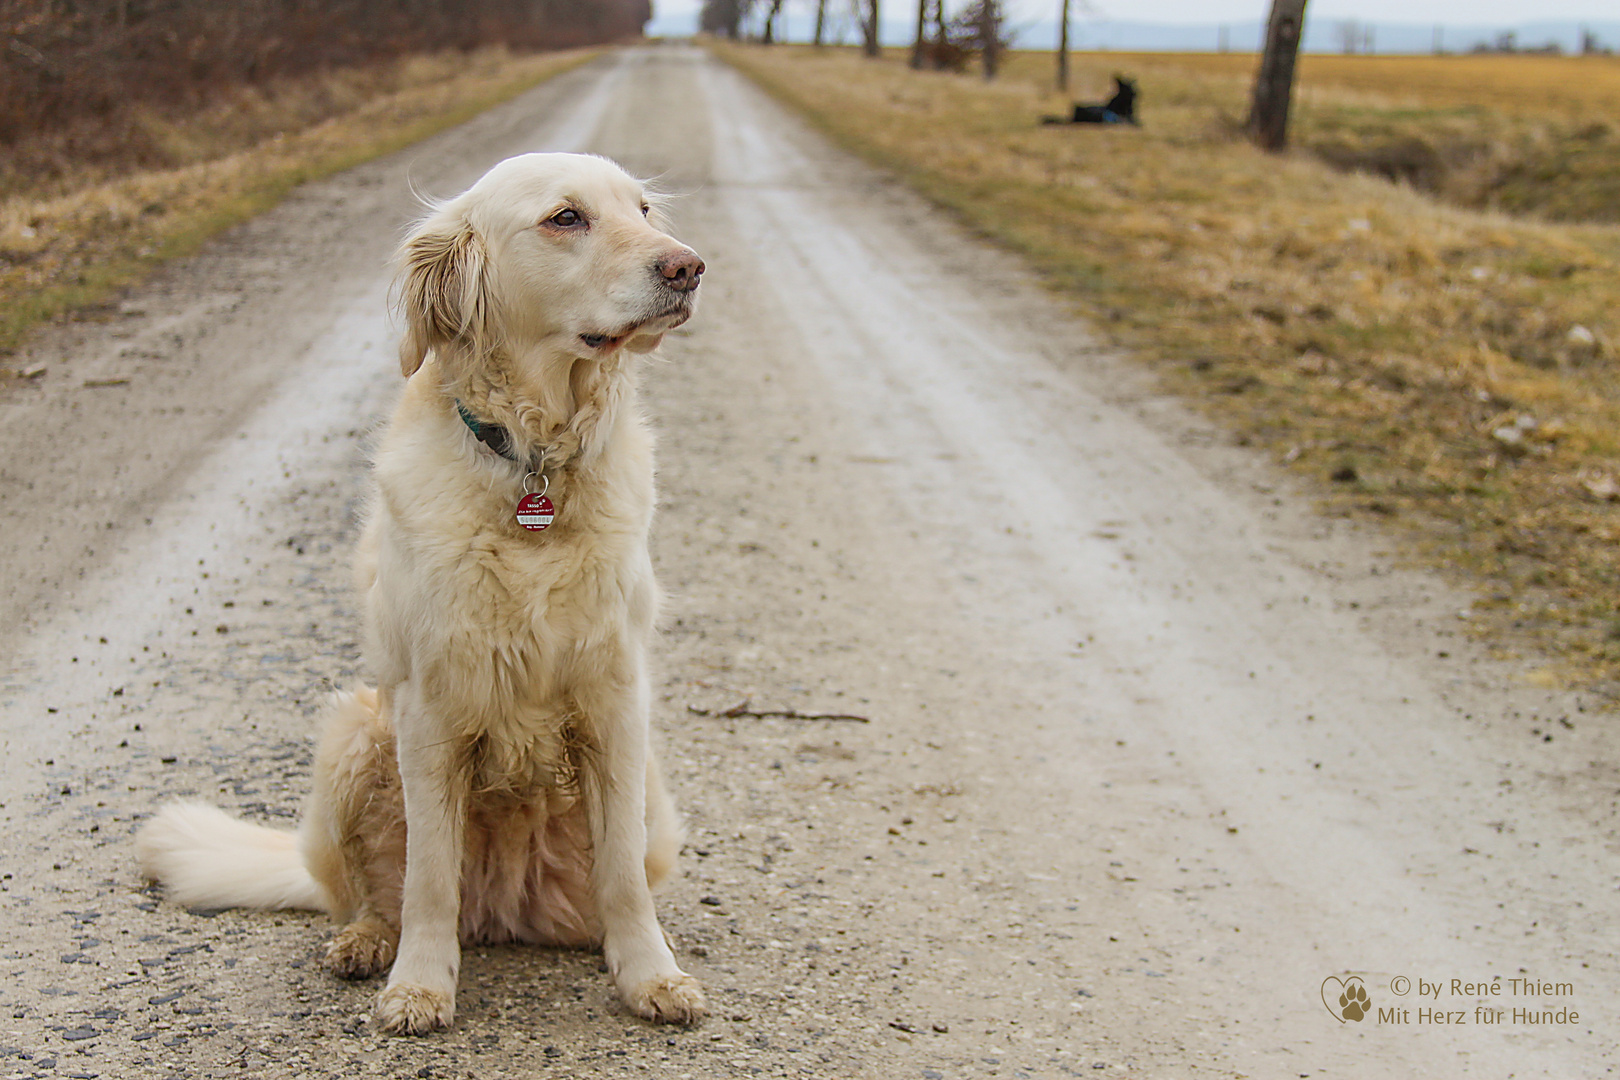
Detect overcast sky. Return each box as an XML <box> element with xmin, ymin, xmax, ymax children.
<box><xmin>654</xmin><ymin>0</ymin><xmax>1620</xmax><ymax>23</ymax></box>
<box><xmin>1084</xmin><ymin>1</ymin><xmax>1618</xmax><ymax>19</ymax></box>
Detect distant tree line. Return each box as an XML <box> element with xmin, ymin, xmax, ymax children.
<box><xmin>700</xmin><ymin>0</ymin><xmax>749</xmax><ymax>39</ymax></box>
<box><xmin>1466</xmin><ymin>28</ymin><xmax>1611</xmax><ymax>56</ymax></box>
<box><xmin>702</xmin><ymin>0</ymin><xmax>1010</xmax><ymax>77</ymax></box>
<box><xmin>0</xmin><ymin>0</ymin><xmax>650</xmax><ymax>146</ymax></box>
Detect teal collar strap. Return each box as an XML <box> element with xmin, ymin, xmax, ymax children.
<box><xmin>455</xmin><ymin>400</ymin><xmax>521</xmax><ymax>464</ymax></box>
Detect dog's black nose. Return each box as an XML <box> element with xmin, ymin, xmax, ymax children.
<box><xmin>658</xmin><ymin>251</ymin><xmax>704</xmax><ymax>294</ymax></box>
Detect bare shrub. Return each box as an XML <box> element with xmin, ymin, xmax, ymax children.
<box><xmin>0</xmin><ymin>0</ymin><xmax>650</xmax><ymax>167</ymax></box>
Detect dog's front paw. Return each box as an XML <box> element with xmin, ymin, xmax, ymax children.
<box><xmin>375</xmin><ymin>983</ymin><xmax>455</xmax><ymax>1035</ymax></box>
<box><xmin>621</xmin><ymin>972</ymin><xmax>707</xmax><ymax>1025</ymax></box>
<box><xmin>324</xmin><ymin>920</ymin><xmax>397</xmax><ymax>980</ymax></box>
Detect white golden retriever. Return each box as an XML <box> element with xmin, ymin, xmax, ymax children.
<box><xmin>137</xmin><ymin>152</ymin><xmax>707</xmax><ymax>1034</ymax></box>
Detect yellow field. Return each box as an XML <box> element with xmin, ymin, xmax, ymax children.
<box><xmin>1086</xmin><ymin>50</ymin><xmax>1620</xmax><ymax>118</ymax></box>
<box><xmin>1041</xmin><ymin>50</ymin><xmax>1620</xmax><ymax>224</ymax></box>
<box><xmin>718</xmin><ymin>43</ymin><xmax>1620</xmax><ymax>691</ymax></box>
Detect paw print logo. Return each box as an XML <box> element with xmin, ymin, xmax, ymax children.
<box><xmin>1339</xmin><ymin>981</ymin><xmax>1370</xmax><ymax>1021</ymax></box>
<box><xmin>1321</xmin><ymin>975</ymin><xmax>1373</xmax><ymax>1023</ymax></box>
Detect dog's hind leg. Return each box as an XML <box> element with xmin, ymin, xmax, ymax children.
<box><xmin>325</xmin><ymin>912</ymin><xmax>400</xmax><ymax>980</ymax></box>
<box><xmin>643</xmin><ymin>746</ymin><xmax>683</xmax><ymax>891</ymax></box>
<box><xmin>303</xmin><ymin>687</ymin><xmax>406</xmax><ymax>980</ymax></box>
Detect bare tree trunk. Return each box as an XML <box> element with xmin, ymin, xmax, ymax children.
<box><xmin>762</xmin><ymin>0</ymin><xmax>783</xmax><ymax>43</ymax></box>
<box><xmin>911</xmin><ymin>0</ymin><xmax>928</xmax><ymax>68</ymax></box>
<box><xmin>980</xmin><ymin>0</ymin><xmax>999</xmax><ymax>79</ymax></box>
<box><xmin>931</xmin><ymin>0</ymin><xmax>946</xmax><ymax>65</ymax></box>
<box><xmin>862</xmin><ymin>0</ymin><xmax>881</xmax><ymax>57</ymax></box>
<box><xmin>1247</xmin><ymin>0</ymin><xmax>1308</xmax><ymax>151</ymax></box>
<box><xmin>1056</xmin><ymin>0</ymin><xmax>1070</xmax><ymax>91</ymax></box>
<box><xmin>814</xmin><ymin>0</ymin><xmax>828</xmax><ymax>46</ymax></box>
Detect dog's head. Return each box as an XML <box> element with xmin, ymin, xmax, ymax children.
<box><xmin>397</xmin><ymin>153</ymin><xmax>703</xmax><ymax>379</ymax></box>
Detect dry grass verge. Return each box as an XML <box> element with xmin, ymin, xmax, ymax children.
<box><xmin>0</xmin><ymin>47</ymin><xmax>596</xmax><ymax>357</ymax></box>
<box><xmin>717</xmin><ymin>43</ymin><xmax>1620</xmax><ymax>693</ymax></box>
<box><xmin>1100</xmin><ymin>51</ymin><xmax>1620</xmax><ymax>223</ymax></box>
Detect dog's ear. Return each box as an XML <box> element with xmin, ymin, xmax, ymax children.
<box><xmin>397</xmin><ymin>209</ymin><xmax>490</xmax><ymax>378</ymax></box>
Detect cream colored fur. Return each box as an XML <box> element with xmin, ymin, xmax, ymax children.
<box><xmin>137</xmin><ymin>152</ymin><xmax>706</xmax><ymax>1034</ymax></box>
<box><xmin>135</xmin><ymin>801</ymin><xmax>328</xmax><ymax>911</ymax></box>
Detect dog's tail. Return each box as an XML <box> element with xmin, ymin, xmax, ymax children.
<box><xmin>136</xmin><ymin>801</ymin><xmax>328</xmax><ymax>911</ymax></box>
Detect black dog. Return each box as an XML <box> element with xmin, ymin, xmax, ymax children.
<box><xmin>1043</xmin><ymin>75</ymin><xmax>1139</xmax><ymax>126</ymax></box>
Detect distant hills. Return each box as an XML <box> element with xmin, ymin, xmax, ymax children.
<box><xmin>646</xmin><ymin>10</ymin><xmax>1620</xmax><ymax>56</ymax></box>
<box><xmin>1007</xmin><ymin>17</ymin><xmax>1620</xmax><ymax>53</ymax></box>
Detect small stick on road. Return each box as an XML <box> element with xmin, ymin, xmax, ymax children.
<box><xmin>687</xmin><ymin>700</ymin><xmax>870</xmax><ymax>723</ymax></box>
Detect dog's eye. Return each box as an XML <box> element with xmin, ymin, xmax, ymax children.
<box><xmin>548</xmin><ymin>208</ymin><xmax>583</xmax><ymax>228</ymax></box>
<box><xmin>640</xmin><ymin>205</ymin><xmax>651</xmax><ymax>217</ymax></box>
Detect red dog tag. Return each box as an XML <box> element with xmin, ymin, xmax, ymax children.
<box><xmin>515</xmin><ymin>493</ymin><xmax>555</xmax><ymax>531</ymax></box>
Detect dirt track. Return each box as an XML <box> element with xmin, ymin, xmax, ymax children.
<box><xmin>1</xmin><ymin>45</ymin><xmax>1616</xmax><ymax>1079</ymax></box>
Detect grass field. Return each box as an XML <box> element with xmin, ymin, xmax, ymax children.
<box><xmin>1087</xmin><ymin>50</ymin><xmax>1620</xmax><ymax>223</ymax></box>
<box><xmin>717</xmin><ymin>43</ymin><xmax>1620</xmax><ymax>693</ymax></box>
<box><xmin>980</xmin><ymin>50</ymin><xmax>1620</xmax><ymax>223</ymax></box>
<box><xmin>1092</xmin><ymin>50</ymin><xmax>1620</xmax><ymax>117</ymax></box>
<box><xmin>0</xmin><ymin>47</ymin><xmax>595</xmax><ymax>357</ymax></box>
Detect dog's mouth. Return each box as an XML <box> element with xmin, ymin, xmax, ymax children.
<box><xmin>579</xmin><ymin>331</ymin><xmax>626</xmax><ymax>351</ymax></box>
<box><xmin>579</xmin><ymin>303</ymin><xmax>693</xmax><ymax>354</ymax></box>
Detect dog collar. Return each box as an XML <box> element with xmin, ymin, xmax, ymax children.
<box><xmin>456</xmin><ymin>400</ymin><xmax>563</xmax><ymax>533</ymax></box>
<box><xmin>455</xmin><ymin>400</ymin><xmax>521</xmax><ymax>464</ymax></box>
<box><xmin>455</xmin><ymin>400</ymin><xmax>576</xmax><ymax>475</ymax></box>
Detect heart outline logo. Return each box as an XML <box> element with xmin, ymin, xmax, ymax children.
<box><xmin>1321</xmin><ymin>975</ymin><xmax>1372</xmax><ymax>1023</ymax></box>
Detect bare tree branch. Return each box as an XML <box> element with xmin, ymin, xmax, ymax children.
<box><xmin>687</xmin><ymin>701</ymin><xmax>872</xmax><ymax>723</ymax></box>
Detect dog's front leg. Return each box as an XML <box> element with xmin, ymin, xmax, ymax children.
<box><xmin>584</xmin><ymin>669</ymin><xmax>706</xmax><ymax>1024</ymax></box>
<box><xmin>375</xmin><ymin>682</ymin><xmax>465</xmax><ymax>1035</ymax></box>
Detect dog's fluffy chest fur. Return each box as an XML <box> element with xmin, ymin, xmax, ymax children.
<box><xmin>357</xmin><ymin>366</ymin><xmax>659</xmax><ymax>795</ymax></box>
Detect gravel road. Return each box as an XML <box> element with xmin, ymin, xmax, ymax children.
<box><xmin>1</xmin><ymin>45</ymin><xmax>1616</xmax><ymax>1079</ymax></box>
